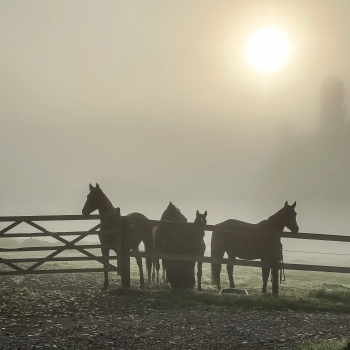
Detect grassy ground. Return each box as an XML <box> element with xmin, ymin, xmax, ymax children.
<box><xmin>2</xmin><ymin>241</ymin><xmax>350</xmax><ymax>349</ymax></box>
<box><xmin>2</xmin><ymin>236</ymin><xmax>350</xmax><ymax>313</ymax></box>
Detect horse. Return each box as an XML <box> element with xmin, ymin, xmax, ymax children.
<box><xmin>181</xmin><ymin>210</ymin><xmax>207</xmax><ymax>291</ymax></box>
<box><xmin>82</xmin><ymin>183</ymin><xmax>154</xmax><ymax>290</ymax></box>
<box><xmin>164</xmin><ymin>209</ymin><xmax>207</xmax><ymax>290</ymax></box>
<box><xmin>211</xmin><ymin>201</ymin><xmax>299</xmax><ymax>293</ymax></box>
<box><xmin>153</xmin><ymin>202</ymin><xmax>187</xmax><ymax>287</ymax></box>
<box><xmin>154</xmin><ymin>202</ymin><xmax>207</xmax><ymax>290</ymax></box>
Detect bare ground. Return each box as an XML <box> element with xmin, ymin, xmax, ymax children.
<box><xmin>1</xmin><ymin>273</ymin><xmax>350</xmax><ymax>350</ymax></box>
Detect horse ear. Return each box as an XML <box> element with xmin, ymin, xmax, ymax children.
<box><xmin>291</xmin><ymin>201</ymin><xmax>296</xmax><ymax>209</ymax></box>
<box><xmin>204</xmin><ymin>211</ymin><xmax>207</xmax><ymax>218</ymax></box>
<box><xmin>89</xmin><ymin>183</ymin><xmax>94</xmax><ymax>191</ymax></box>
<box><xmin>284</xmin><ymin>201</ymin><xmax>288</xmax><ymax>207</ymax></box>
<box><xmin>96</xmin><ymin>183</ymin><xmax>100</xmax><ymax>189</ymax></box>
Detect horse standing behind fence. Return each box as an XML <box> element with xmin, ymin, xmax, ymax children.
<box><xmin>153</xmin><ymin>202</ymin><xmax>187</xmax><ymax>287</ymax></box>
<box><xmin>82</xmin><ymin>183</ymin><xmax>153</xmax><ymax>290</ymax></box>
<box><xmin>154</xmin><ymin>202</ymin><xmax>207</xmax><ymax>290</ymax></box>
<box><xmin>171</xmin><ymin>210</ymin><xmax>207</xmax><ymax>291</ymax></box>
<box><xmin>211</xmin><ymin>201</ymin><xmax>299</xmax><ymax>294</ymax></box>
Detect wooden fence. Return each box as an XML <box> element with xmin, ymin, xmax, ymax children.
<box><xmin>1</xmin><ymin>212</ymin><xmax>350</xmax><ymax>293</ymax></box>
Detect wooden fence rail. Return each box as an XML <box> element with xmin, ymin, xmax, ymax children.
<box><xmin>1</xmin><ymin>213</ymin><xmax>350</xmax><ymax>293</ymax></box>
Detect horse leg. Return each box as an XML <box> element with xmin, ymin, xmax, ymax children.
<box><xmin>155</xmin><ymin>259</ymin><xmax>160</xmax><ymax>288</ymax></box>
<box><xmin>210</xmin><ymin>263</ymin><xmax>222</xmax><ymax>291</ymax></box>
<box><xmin>271</xmin><ymin>265</ymin><xmax>279</xmax><ymax>295</ymax></box>
<box><xmin>162</xmin><ymin>260</ymin><xmax>168</xmax><ymax>284</ymax></box>
<box><xmin>216</xmin><ymin>264</ymin><xmax>222</xmax><ymax>291</ymax></box>
<box><xmin>146</xmin><ymin>257</ymin><xmax>152</xmax><ymax>289</ymax></box>
<box><xmin>226</xmin><ymin>263</ymin><xmax>235</xmax><ymax>289</ymax></box>
<box><xmin>143</xmin><ymin>239</ymin><xmax>153</xmax><ymax>289</ymax></box>
<box><xmin>211</xmin><ymin>260</ymin><xmax>223</xmax><ymax>291</ymax></box>
<box><xmin>152</xmin><ymin>259</ymin><xmax>156</xmax><ymax>282</ymax></box>
<box><xmin>135</xmin><ymin>255</ymin><xmax>145</xmax><ymax>288</ymax></box>
<box><xmin>197</xmin><ymin>262</ymin><xmax>203</xmax><ymax>291</ymax></box>
<box><xmin>211</xmin><ymin>242</ymin><xmax>225</xmax><ymax>291</ymax></box>
<box><xmin>261</xmin><ymin>267</ymin><xmax>270</xmax><ymax>293</ymax></box>
<box><xmin>101</xmin><ymin>248</ymin><xmax>109</xmax><ymax>291</ymax></box>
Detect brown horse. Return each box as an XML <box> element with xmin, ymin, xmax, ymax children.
<box><xmin>182</xmin><ymin>210</ymin><xmax>207</xmax><ymax>291</ymax></box>
<box><xmin>153</xmin><ymin>202</ymin><xmax>207</xmax><ymax>290</ymax></box>
<box><xmin>82</xmin><ymin>184</ymin><xmax>153</xmax><ymax>290</ymax></box>
<box><xmin>211</xmin><ymin>201</ymin><xmax>299</xmax><ymax>293</ymax></box>
<box><xmin>153</xmin><ymin>202</ymin><xmax>187</xmax><ymax>287</ymax></box>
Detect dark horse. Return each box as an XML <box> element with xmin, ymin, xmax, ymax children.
<box><xmin>154</xmin><ymin>202</ymin><xmax>207</xmax><ymax>290</ymax></box>
<box><xmin>211</xmin><ymin>201</ymin><xmax>299</xmax><ymax>293</ymax></box>
<box><xmin>153</xmin><ymin>202</ymin><xmax>187</xmax><ymax>287</ymax></box>
<box><xmin>82</xmin><ymin>184</ymin><xmax>153</xmax><ymax>290</ymax></box>
<box><xmin>183</xmin><ymin>210</ymin><xmax>207</xmax><ymax>291</ymax></box>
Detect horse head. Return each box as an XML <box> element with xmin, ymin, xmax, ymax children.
<box><xmin>82</xmin><ymin>183</ymin><xmax>107</xmax><ymax>215</ymax></box>
<box><xmin>282</xmin><ymin>201</ymin><xmax>299</xmax><ymax>233</ymax></box>
<box><xmin>194</xmin><ymin>210</ymin><xmax>207</xmax><ymax>228</ymax></box>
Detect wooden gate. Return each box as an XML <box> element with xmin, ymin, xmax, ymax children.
<box><xmin>0</xmin><ymin>212</ymin><xmax>123</xmax><ymax>278</ymax></box>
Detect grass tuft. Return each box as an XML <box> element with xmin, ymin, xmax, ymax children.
<box><xmin>309</xmin><ymin>285</ymin><xmax>350</xmax><ymax>304</ymax></box>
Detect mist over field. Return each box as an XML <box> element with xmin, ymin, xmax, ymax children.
<box><xmin>1</xmin><ymin>0</ymin><xmax>350</xmax><ymax>265</ymax></box>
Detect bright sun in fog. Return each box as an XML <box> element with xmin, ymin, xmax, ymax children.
<box><xmin>246</xmin><ymin>27</ymin><xmax>290</xmax><ymax>72</ymax></box>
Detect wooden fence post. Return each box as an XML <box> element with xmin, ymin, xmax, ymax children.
<box><xmin>120</xmin><ymin>215</ymin><xmax>130</xmax><ymax>288</ymax></box>
<box><xmin>115</xmin><ymin>208</ymin><xmax>122</xmax><ymax>277</ymax></box>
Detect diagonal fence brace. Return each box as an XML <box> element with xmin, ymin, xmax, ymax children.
<box><xmin>24</xmin><ymin>221</ymin><xmax>117</xmax><ymax>272</ymax></box>
<box><xmin>0</xmin><ymin>220</ymin><xmax>23</xmax><ymax>236</ymax></box>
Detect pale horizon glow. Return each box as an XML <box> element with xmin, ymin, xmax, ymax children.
<box><xmin>246</xmin><ymin>27</ymin><xmax>290</xmax><ymax>72</ymax></box>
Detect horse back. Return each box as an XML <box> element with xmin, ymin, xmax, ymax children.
<box><xmin>125</xmin><ymin>212</ymin><xmax>153</xmax><ymax>250</ymax></box>
<box><xmin>211</xmin><ymin>219</ymin><xmax>279</xmax><ymax>260</ymax></box>
<box><xmin>153</xmin><ymin>207</ymin><xmax>187</xmax><ymax>253</ymax></box>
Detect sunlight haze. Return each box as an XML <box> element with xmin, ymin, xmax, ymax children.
<box><xmin>1</xmin><ymin>0</ymin><xmax>350</xmax><ymax>243</ymax></box>
<box><xmin>246</xmin><ymin>27</ymin><xmax>290</xmax><ymax>72</ymax></box>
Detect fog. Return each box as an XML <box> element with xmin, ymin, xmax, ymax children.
<box><xmin>1</xmin><ymin>1</ymin><xmax>350</xmax><ymax>261</ymax></box>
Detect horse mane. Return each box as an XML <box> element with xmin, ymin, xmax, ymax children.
<box><xmin>99</xmin><ymin>188</ymin><xmax>117</xmax><ymax>214</ymax></box>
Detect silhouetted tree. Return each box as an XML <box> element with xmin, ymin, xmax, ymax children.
<box><xmin>319</xmin><ymin>74</ymin><xmax>347</xmax><ymax>136</ymax></box>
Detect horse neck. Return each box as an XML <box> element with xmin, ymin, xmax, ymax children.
<box><xmin>98</xmin><ymin>192</ymin><xmax>115</xmax><ymax>215</ymax></box>
<box><xmin>188</xmin><ymin>217</ymin><xmax>204</xmax><ymax>237</ymax></box>
<box><xmin>192</xmin><ymin>226</ymin><xmax>205</xmax><ymax>239</ymax></box>
<box><xmin>264</xmin><ymin>208</ymin><xmax>286</xmax><ymax>231</ymax></box>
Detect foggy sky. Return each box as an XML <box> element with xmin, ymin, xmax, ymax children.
<box><xmin>1</xmin><ymin>0</ymin><xmax>350</xmax><ymax>238</ymax></box>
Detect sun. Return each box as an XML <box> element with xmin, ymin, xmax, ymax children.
<box><xmin>246</xmin><ymin>27</ymin><xmax>290</xmax><ymax>72</ymax></box>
